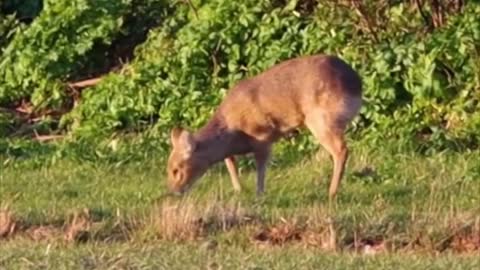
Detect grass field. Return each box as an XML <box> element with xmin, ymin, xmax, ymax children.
<box><xmin>1</xmin><ymin>140</ymin><xmax>479</xmax><ymax>269</ymax></box>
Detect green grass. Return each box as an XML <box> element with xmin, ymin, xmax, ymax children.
<box><xmin>1</xmin><ymin>141</ymin><xmax>480</xmax><ymax>268</ymax></box>
<box><xmin>1</xmin><ymin>242</ymin><xmax>479</xmax><ymax>269</ymax></box>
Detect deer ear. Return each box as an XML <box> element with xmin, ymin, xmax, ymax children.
<box><xmin>179</xmin><ymin>130</ymin><xmax>196</xmax><ymax>157</ymax></box>
<box><xmin>170</xmin><ymin>127</ymin><xmax>183</xmax><ymax>145</ymax></box>
<box><xmin>170</xmin><ymin>127</ymin><xmax>196</xmax><ymax>157</ymax></box>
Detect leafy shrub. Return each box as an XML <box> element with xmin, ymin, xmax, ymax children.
<box><xmin>0</xmin><ymin>0</ymin><xmax>132</xmax><ymax>108</ymax></box>
<box><xmin>0</xmin><ymin>12</ymin><xmax>19</xmax><ymax>50</ymax></box>
<box><xmin>1</xmin><ymin>0</ymin><xmax>480</xmax><ymax>159</ymax></box>
<box><xmin>65</xmin><ymin>0</ymin><xmax>348</xmax><ymax>145</ymax></box>
<box><xmin>65</xmin><ymin>1</ymin><xmax>480</xmax><ymax>152</ymax></box>
<box><xmin>0</xmin><ymin>0</ymin><xmax>42</xmax><ymax>51</ymax></box>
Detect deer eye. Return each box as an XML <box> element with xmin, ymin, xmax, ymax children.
<box><xmin>172</xmin><ymin>168</ymin><xmax>179</xmax><ymax>176</ymax></box>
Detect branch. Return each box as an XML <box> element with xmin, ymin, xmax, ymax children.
<box><xmin>67</xmin><ymin>77</ymin><xmax>102</xmax><ymax>89</ymax></box>
<box><xmin>414</xmin><ymin>0</ymin><xmax>433</xmax><ymax>31</ymax></box>
<box><xmin>184</xmin><ymin>0</ymin><xmax>199</xmax><ymax>19</ymax></box>
<box><xmin>0</xmin><ymin>106</ymin><xmax>30</xmax><ymax>117</ymax></box>
<box><xmin>351</xmin><ymin>0</ymin><xmax>379</xmax><ymax>43</ymax></box>
<box><xmin>431</xmin><ymin>0</ymin><xmax>445</xmax><ymax>28</ymax></box>
<box><xmin>33</xmin><ymin>134</ymin><xmax>65</xmax><ymax>142</ymax></box>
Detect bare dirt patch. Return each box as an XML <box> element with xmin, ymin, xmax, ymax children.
<box><xmin>253</xmin><ymin>219</ymin><xmax>304</xmax><ymax>245</ymax></box>
<box><xmin>344</xmin><ymin>236</ymin><xmax>389</xmax><ymax>255</ymax></box>
<box><xmin>438</xmin><ymin>221</ymin><xmax>480</xmax><ymax>253</ymax></box>
<box><xmin>252</xmin><ymin>217</ymin><xmax>337</xmax><ymax>251</ymax></box>
<box><xmin>450</xmin><ymin>231</ymin><xmax>480</xmax><ymax>252</ymax></box>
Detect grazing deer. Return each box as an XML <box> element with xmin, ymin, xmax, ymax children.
<box><xmin>167</xmin><ymin>54</ymin><xmax>362</xmax><ymax>198</ymax></box>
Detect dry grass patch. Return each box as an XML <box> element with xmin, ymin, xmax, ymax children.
<box><xmin>64</xmin><ymin>208</ymin><xmax>93</xmax><ymax>243</ymax></box>
<box><xmin>1</xmin><ymin>202</ymin><xmax>479</xmax><ymax>256</ymax></box>
<box><xmin>0</xmin><ymin>207</ymin><xmax>135</xmax><ymax>244</ymax></box>
<box><xmin>151</xmin><ymin>197</ymin><xmax>257</xmax><ymax>241</ymax></box>
<box><xmin>341</xmin><ymin>212</ymin><xmax>480</xmax><ymax>255</ymax></box>
<box><xmin>0</xmin><ymin>207</ymin><xmax>17</xmax><ymax>238</ymax></box>
<box><xmin>62</xmin><ymin>208</ymin><xmax>136</xmax><ymax>243</ymax></box>
<box><xmin>25</xmin><ymin>225</ymin><xmax>62</xmax><ymax>242</ymax></box>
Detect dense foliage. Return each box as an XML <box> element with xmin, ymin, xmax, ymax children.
<box><xmin>0</xmin><ymin>0</ymin><xmax>41</xmax><ymax>51</ymax></box>
<box><xmin>0</xmin><ymin>0</ymin><xmax>131</xmax><ymax>109</ymax></box>
<box><xmin>1</xmin><ymin>0</ymin><xmax>479</xmax><ymax>158</ymax></box>
<box><xmin>0</xmin><ymin>13</ymin><xmax>19</xmax><ymax>50</ymax></box>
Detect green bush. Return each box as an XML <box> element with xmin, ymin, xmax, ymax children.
<box><xmin>0</xmin><ymin>12</ymin><xmax>19</xmax><ymax>50</ymax></box>
<box><xmin>1</xmin><ymin>0</ymin><xmax>479</xmax><ymax>159</ymax></box>
<box><xmin>0</xmin><ymin>0</ymin><xmax>42</xmax><ymax>51</ymax></box>
<box><xmin>65</xmin><ymin>1</ymin><xmax>480</xmax><ymax>152</ymax></box>
<box><xmin>0</xmin><ymin>0</ymin><xmax>132</xmax><ymax>108</ymax></box>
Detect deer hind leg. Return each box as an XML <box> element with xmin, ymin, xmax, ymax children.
<box><xmin>305</xmin><ymin>113</ymin><xmax>349</xmax><ymax>199</ymax></box>
<box><xmin>224</xmin><ymin>156</ymin><xmax>242</xmax><ymax>192</ymax></box>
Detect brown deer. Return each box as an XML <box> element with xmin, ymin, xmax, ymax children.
<box><xmin>167</xmin><ymin>54</ymin><xmax>362</xmax><ymax>198</ymax></box>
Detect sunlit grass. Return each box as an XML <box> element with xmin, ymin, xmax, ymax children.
<box><xmin>0</xmin><ymin>141</ymin><xmax>479</xmax><ymax>268</ymax></box>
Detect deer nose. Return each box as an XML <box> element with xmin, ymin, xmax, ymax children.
<box><xmin>168</xmin><ymin>191</ymin><xmax>183</xmax><ymax>197</ymax></box>
<box><xmin>167</xmin><ymin>181</ymin><xmax>185</xmax><ymax>195</ymax></box>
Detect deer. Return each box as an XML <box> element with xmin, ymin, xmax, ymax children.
<box><xmin>167</xmin><ymin>54</ymin><xmax>362</xmax><ymax>199</ymax></box>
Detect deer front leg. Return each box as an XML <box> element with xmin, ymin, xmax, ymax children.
<box><xmin>224</xmin><ymin>156</ymin><xmax>242</xmax><ymax>192</ymax></box>
<box><xmin>254</xmin><ymin>145</ymin><xmax>271</xmax><ymax>196</ymax></box>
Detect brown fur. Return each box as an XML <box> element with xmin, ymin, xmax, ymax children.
<box><xmin>168</xmin><ymin>54</ymin><xmax>362</xmax><ymax>198</ymax></box>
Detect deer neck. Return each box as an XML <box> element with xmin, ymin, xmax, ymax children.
<box><xmin>193</xmin><ymin>115</ymin><xmax>233</xmax><ymax>166</ymax></box>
